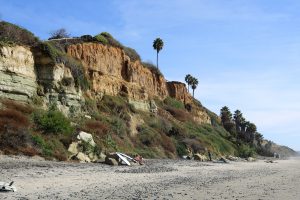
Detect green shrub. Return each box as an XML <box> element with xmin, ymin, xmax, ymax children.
<box><xmin>94</xmin><ymin>34</ymin><xmax>108</xmax><ymax>45</ymax></box>
<box><xmin>105</xmin><ymin>134</ymin><xmax>118</xmax><ymax>150</ymax></box>
<box><xmin>238</xmin><ymin>144</ymin><xmax>256</xmax><ymax>158</ymax></box>
<box><xmin>39</xmin><ymin>42</ymin><xmax>64</xmax><ymax>62</ymax></box>
<box><xmin>32</xmin><ymin>135</ymin><xmax>53</xmax><ymax>156</ymax></box>
<box><xmin>164</xmin><ymin>97</ymin><xmax>185</xmax><ymax>109</ymax></box>
<box><xmin>99</xmin><ymin>32</ymin><xmax>123</xmax><ymax>48</ymax></box>
<box><xmin>109</xmin><ymin>117</ymin><xmax>127</xmax><ymax>136</ymax></box>
<box><xmin>39</xmin><ymin>41</ymin><xmax>89</xmax><ymax>90</ymax></box>
<box><xmin>100</xmin><ymin>32</ymin><xmax>113</xmax><ymax>38</ymax></box>
<box><xmin>123</xmin><ymin>47</ymin><xmax>141</xmax><ymax>62</ymax></box>
<box><xmin>0</xmin><ymin>21</ymin><xmax>39</xmax><ymax>46</ymax></box>
<box><xmin>141</xmin><ymin>62</ymin><xmax>163</xmax><ymax>77</ymax></box>
<box><xmin>33</xmin><ymin>109</ymin><xmax>73</xmax><ymax>135</ymax></box>
<box><xmin>99</xmin><ymin>95</ymin><xmax>129</xmax><ymax>116</ymax></box>
<box><xmin>176</xmin><ymin>142</ymin><xmax>188</xmax><ymax>156</ymax></box>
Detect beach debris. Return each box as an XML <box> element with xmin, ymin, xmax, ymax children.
<box><xmin>265</xmin><ymin>160</ymin><xmax>277</xmax><ymax>163</ymax></box>
<box><xmin>0</xmin><ymin>181</ymin><xmax>17</xmax><ymax>192</ymax></box>
<box><xmin>193</xmin><ymin>154</ymin><xmax>208</xmax><ymax>162</ymax></box>
<box><xmin>182</xmin><ymin>155</ymin><xmax>191</xmax><ymax>159</ymax></box>
<box><xmin>104</xmin><ymin>152</ymin><xmax>143</xmax><ymax>166</ymax></box>
<box><xmin>213</xmin><ymin>157</ymin><xmax>229</xmax><ymax>163</ymax></box>
<box><xmin>105</xmin><ymin>156</ymin><xmax>119</xmax><ymax>166</ymax></box>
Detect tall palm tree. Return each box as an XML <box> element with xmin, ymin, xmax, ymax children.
<box><xmin>153</xmin><ymin>38</ymin><xmax>164</xmax><ymax>69</ymax></box>
<box><xmin>190</xmin><ymin>77</ymin><xmax>198</xmax><ymax>98</ymax></box>
<box><xmin>184</xmin><ymin>74</ymin><xmax>193</xmax><ymax>92</ymax></box>
<box><xmin>233</xmin><ymin>110</ymin><xmax>243</xmax><ymax>133</ymax></box>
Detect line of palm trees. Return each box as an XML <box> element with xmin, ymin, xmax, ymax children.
<box><xmin>184</xmin><ymin>74</ymin><xmax>199</xmax><ymax>98</ymax></box>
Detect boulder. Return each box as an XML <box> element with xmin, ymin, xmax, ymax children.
<box><xmin>246</xmin><ymin>157</ymin><xmax>255</xmax><ymax>162</ymax></box>
<box><xmin>77</xmin><ymin>131</ymin><xmax>96</xmax><ymax>147</ymax></box>
<box><xmin>75</xmin><ymin>152</ymin><xmax>91</xmax><ymax>163</ymax></box>
<box><xmin>68</xmin><ymin>141</ymin><xmax>80</xmax><ymax>155</ymax></box>
<box><xmin>194</xmin><ymin>154</ymin><xmax>208</xmax><ymax>161</ymax></box>
<box><xmin>94</xmin><ymin>152</ymin><xmax>106</xmax><ymax>163</ymax></box>
<box><xmin>226</xmin><ymin>155</ymin><xmax>239</xmax><ymax>161</ymax></box>
<box><xmin>105</xmin><ymin>157</ymin><xmax>119</xmax><ymax>166</ymax></box>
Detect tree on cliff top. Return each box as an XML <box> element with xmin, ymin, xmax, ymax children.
<box><xmin>190</xmin><ymin>77</ymin><xmax>198</xmax><ymax>98</ymax></box>
<box><xmin>153</xmin><ymin>38</ymin><xmax>164</xmax><ymax>69</ymax></box>
<box><xmin>49</xmin><ymin>28</ymin><xmax>70</xmax><ymax>40</ymax></box>
<box><xmin>185</xmin><ymin>74</ymin><xmax>193</xmax><ymax>92</ymax></box>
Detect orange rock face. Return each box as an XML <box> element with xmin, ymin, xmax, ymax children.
<box><xmin>67</xmin><ymin>43</ymin><xmax>168</xmax><ymax>100</ymax></box>
<box><xmin>67</xmin><ymin>43</ymin><xmax>210</xmax><ymax>123</ymax></box>
<box><xmin>166</xmin><ymin>81</ymin><xmax>192</xmax><ymax>104</ymax></box>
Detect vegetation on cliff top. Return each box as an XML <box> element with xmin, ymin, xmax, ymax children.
<box><xmin>0</xmin><ymin>21</ymin><xmax>39</xmax><ymax>46</ymax></box>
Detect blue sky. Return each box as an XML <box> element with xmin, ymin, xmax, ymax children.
<box><xmin>1</xmin><ymin>0</ymin><xmax>299</xmax><ymax>150</ymax></box>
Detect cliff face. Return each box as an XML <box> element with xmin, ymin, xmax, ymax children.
<box><xmin>0</xmin><ymin>46</ymin><xmax>37</xmax><ymax>102</ymax></box>
<box><xmin>67</xmin><ymin>43</ymin><xmax>168</xmax><ymax>101</ymax></box>
<box><xmin>0</xmin><ymin>42</ymin><xmax>210</xmax><ymax>123</ymax></box>
<box><xmin>33</xmin><ymin>46</ymin><xmax>83</xmax><ymax>114</ymax></box>
<box><xmin>167</xmin><ymin>81</ymin><xmax>192</xmax><ymax>104</ymax></box>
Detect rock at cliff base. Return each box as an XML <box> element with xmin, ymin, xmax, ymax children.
<box><xmin>68</xmin><ymin>142</ymin><xmax>80</xmax><ymax>156</ymax></box>
<box><xmin>73</xmin><ymin>152</ymin><xmax>91</xmax><ymax>163</ymax></box>
<box><xmin>105</xmin><ymin>157</ymin><xmax>119</xmax><ymax>166</ymax></box>
<box><xmin>246</xmin><ymin>157</ymin><xmax>255</xmax><ymax>162</ymax></box>
<box><xmin>77</xmin><ymin>131</ymin><xmax>96</xmax><ymax>147</ymax></box>
<box><xmin>194</xmin><ymin>154</ymin><xmax>208</xmax><ymax>162</ymax></box>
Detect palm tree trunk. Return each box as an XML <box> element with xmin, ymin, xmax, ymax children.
<box><xmin>193</xmin><ymin>89</ymin><xmax>194</xmax><ymax>97</ymax></box>
<box><xmin>187</xmin><ymin>84</ymin><xmax>189</xmax><ymax>92</ymax></box>
<box><xmin>156</xmin><ymin>51</ymin><xmax>159</xmax><ymax>69</ymax></box>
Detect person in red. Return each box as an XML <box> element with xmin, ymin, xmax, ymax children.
<box><xmin>134</xmin><ymin>154</ymin><xmax>144</xmax><ymax>165</ymax></box>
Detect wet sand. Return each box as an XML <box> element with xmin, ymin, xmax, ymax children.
<box><xmin>0</xmin><ymin>155</ymin><xmax>300</xmax><ymax>200</ymax></box>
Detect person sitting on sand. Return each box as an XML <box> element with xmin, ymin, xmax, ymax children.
<box><xmin>134</xmin><ymin>154</ymin><xmax>144</xmax><ymax>165</ymax></box>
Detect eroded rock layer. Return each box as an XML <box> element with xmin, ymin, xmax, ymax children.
<box><xmin>0</xmin><ymin>46</ymin><xmax>37</xmax><ymax>102</ymax></box>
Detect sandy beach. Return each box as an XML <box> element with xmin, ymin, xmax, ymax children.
<box><xmin>0</xmin><ymin>156</ymin><xmax>300</xmax><ymax>200</ymax></box>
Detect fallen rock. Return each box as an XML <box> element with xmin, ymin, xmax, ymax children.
<box><xmin>226</xmin><ymin>155</ymin><xmax>239</xmax><ymax>161</ymax></box>
<box><xmin>74</xmin><ymin>152</ymin><xmax>91</xmax><ymax>163</ymax></box>
<box><xmin>105</xmin><ymin>157</ymin><xmax>119</xmax><ymax>166</ymax></box>
<box><xmin>246</xmin><ymin>157</ymin><xmax>255</xmax><ymax>162</ymax></box>
<box><xmin>68</xmin><ymin>141</ymin><xmax>80</xmax><ymax>156</ymax></box>
<box><xmin>94</xmin><ymin>152</ymin><xmax>106</xmax><ymax>163</ymax></box>
<box><xmin>77</xmin><ymin>131</ymin><xmax>96</xmax><ymax>147</ymax></box>
<box><xmin>194</xmin><ymin>154</ymin><xmax>208</xmax><ymax>161</ymax></box>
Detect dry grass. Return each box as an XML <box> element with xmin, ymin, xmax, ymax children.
<box><xmin>0</xmin><ymin>108</ymin><xmax>35</xmax><ymax>156</ymax></box>
<box><xmin>83</xmin><ymin>120</ymin><xmax>109</xmax><ymax>138</ymax></box>
<box><xmin>183</xmin><ymin>138</ymin><xmax>206</xmax><ymax>154</ymax></box>
<box><xmin>1</xmin><ymin>99</ymin><xmax>33</xmax><ymax>114</ymax></box>
<box><xmin>166</xmin><ymin>107</ymin><xmax>193</xmax><ymax>122</ymax></box>
<box><xmin>160</xmin><ymin>134</ymin><xmax>176</xmax><ymax>153</ymax></box>
<box><xmin>0</xmin><ymin>109</ymin><xmax>30</xmax><ymax>131</ymax></box>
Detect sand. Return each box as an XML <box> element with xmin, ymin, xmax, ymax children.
<box><xmin>0</xmin><ymin>155</ymin><xmax>300</xmax><ymax>200</ymax></box>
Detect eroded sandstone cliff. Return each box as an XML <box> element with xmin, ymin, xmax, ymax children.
<box><xmin>67</xmin><ymin>43</ymin><xmax>168</xmax><ymax>101</ymax></box>
<box><xmin>0</xmin><ymin>46</ymin><xmax>37</xmax><ymax>102</ymax></box>
<box><xmin>0</xmin><ymin>42</ymin><xmax>210</xmax><ymax>123</ymax></box>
